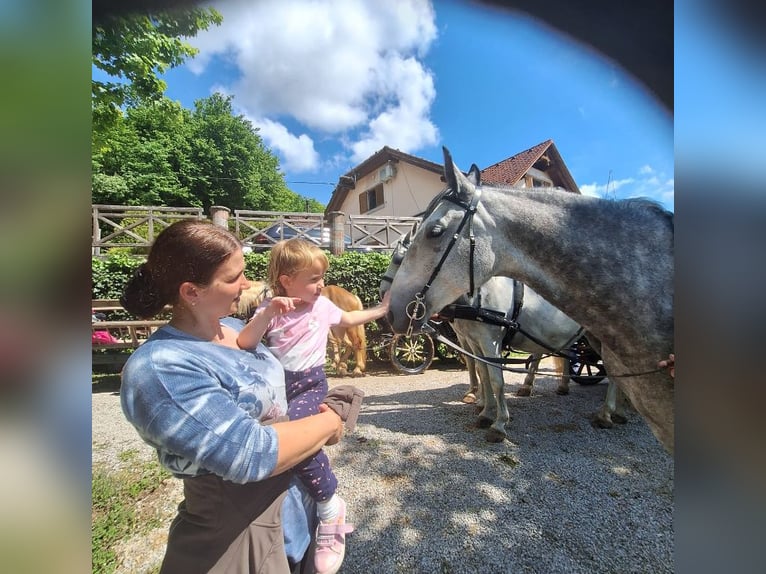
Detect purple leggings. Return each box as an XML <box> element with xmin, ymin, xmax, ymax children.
<box><xmin>285</xmin><ymin>366</ymin><xmax>338</xmax><ymax>503</ymax></box>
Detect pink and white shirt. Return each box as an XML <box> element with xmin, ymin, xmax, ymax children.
<box><xmin>258</xmin><ymin>295</ymin><xmax>343</xmax><ymax>372</ymax></box>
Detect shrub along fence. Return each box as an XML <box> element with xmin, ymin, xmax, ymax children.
<box><xmin>92</xmin><ymin>249</ymin><xmax>392</xmax><ymax>308</ymax></box>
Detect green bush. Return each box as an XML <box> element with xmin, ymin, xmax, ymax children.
<box><xmin>92</xmin><ymin>250</ymin><xmax>143</xmax><ymax>299</ymax></box>
<box><xmin>326</xmin><ymin>251</ymin><xmax>392</xmax><ymax>306</ymax></box>
<box><xmin>93</xmin><ymin>249</ymin><xmax>392</xmax><ymax>307</ymax></box>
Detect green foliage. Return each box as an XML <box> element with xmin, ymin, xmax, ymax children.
<box><xmin>92</xmin><ymin>456</ymin><xmax>171</xmax><ymax>574</ymax></box>
<box><xmin>94</xmin><ymin>249</ymin><xmax>392</xmax><ymax>307</ymax></box>
<box><xmin>185</xmin><ymin>93</ymin><xmax>292</xmax><ymax>212</ymax></box>
<box><xmin>92</xmin><ymin>93</ymin><xmax>313</xmax><ymax>211</ymax></box>
<box><xmin>91</xmin><ymin>6</ymin><xmax>314</xmax><ymax>212</ymax></box>
<box><xmin>325</xmin><ymin>251</ymin><xmax>392</xmax><ymax>306</ymax></box>
<box><xmin>92</xmin><ymin>251</ymin><xmax>143</xmax><ymax>299</ymax></box>
<box><xmin>243</xmin><ymin>251</ymin><xmax>270</xmax><ymax>281</ymax></box>
<box><xmin>92</xmin><ymin>7</ymin><xmax>223</xmax><ymax>136</ymax></box>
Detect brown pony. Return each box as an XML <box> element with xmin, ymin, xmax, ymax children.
<box><xmin>321</xmin><ymin>285</ymin><xmax>368</xmax><ymax>377</ymax></box>
<box><xmin>234</xmin><ymin>281</ymin><xmax>367</xmax><ymax>377</ymax></box>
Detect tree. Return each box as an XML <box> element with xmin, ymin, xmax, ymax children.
<box><xmin>92</xmin><ymin>99</ymin><xmax>197</xmax><ymax>206</ymax></box>
<box><xmin>186</xmin><ymin>93</ymin><xmax>297</xmax><ymax>212</ymax></box>
<box><xmin>92</xmin><ymin>7</ymin><xmax>222</xmax><ymax>138</ymax></box>
<box><xmin>92</xmin><ymin>93</ymin><xmax>322</xmax><ymax>212</ymax></box>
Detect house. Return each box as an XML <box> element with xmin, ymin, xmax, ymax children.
<box><xmin>324</xmin><ymin>139</ymin><xmax>580</xmax><ymax>220</ymax></box>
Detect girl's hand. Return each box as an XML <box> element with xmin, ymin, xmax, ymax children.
<box><xmin>268</xmin><ymin>296</ymin><xmax>302</xmax><ymax>316</ymax></box>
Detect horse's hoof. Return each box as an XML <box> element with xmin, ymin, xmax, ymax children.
<box><xmin>337</xmin><ymin>368</ymin><xmax>348</xmax><ymax>377</ymax></box>
<box><xmin>555</xmin><ymin>387</ymin><xmax>570</xmax><ymax>396</ymax></box>
<box><xmin>351</xmin><ymin>370</ymin><xmax>365</xmax><ymax>378</ymax></box>
<box><xmin>462</xmin><ymin>393</ymin><xmax>477</xmax><ymax>404</ymax></box>
<box><xmin>611</xmin><ymin>413</ymin><xmax>628</xmax><ymax>424</ymax></box>
<box><xmin>591</xmin><ymin>416</ymin><xmax>614</xmax><ymax>429</ymax></box>
<box><xmin>485</xmin><ymin>428</ymin><xmax>507</xmax><ymax>443</ymax></box>
<box><xmin>516</xmin><ymin>387</ymin><xmax>532</xmax><ymax>397</ymax></box>
<box><xmin>477</xmin><ymin>417</ymin><xmax>492</xmax><ymax>429</ymax></box>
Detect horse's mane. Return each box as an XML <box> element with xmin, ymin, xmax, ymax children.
<box><xmin>421</xmin><ymin>180</ymin><xmax>673</xmax><ymax>230</ymax></box>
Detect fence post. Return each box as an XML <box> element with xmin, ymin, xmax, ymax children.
<box><xmin>92</xmin><ymin>207</ymin><xmax>101</xmax><ymax>256</ymax></box>
<box><xmin>210</xmin><ymin>205</ymin><xmax>231</xmax><ymax>230</ymax></box>
<box><xmin>327</xmin><ymin>211</ymin><xmax>346</xmax><ymax>256</ymax></box>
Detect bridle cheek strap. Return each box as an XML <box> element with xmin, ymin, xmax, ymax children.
<box><xmin>414</xmin><ymin>188</ymin><xmax>482</xmax><ymax>306</ymax></box>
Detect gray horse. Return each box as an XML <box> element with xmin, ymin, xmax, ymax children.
<box><xmin>386</xmin><ymin>148</ymin><xmax>674</xmax><ymax>453</ymax></box>
<box><xmin>381</xmin><ymin>232</ymin><xmax>585</xmax><ymax>442</ymax></box>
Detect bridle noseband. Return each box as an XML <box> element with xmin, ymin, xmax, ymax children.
<box><xmin>405</xmin><ymin>188</ymin><xmax>482</xmax><ymax>335</ymax></box>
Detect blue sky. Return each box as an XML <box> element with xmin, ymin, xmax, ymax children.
<box><xmin>149</xmin><ymin>0</ymin><xmax>673</xmax><ymax>210</ymax></box>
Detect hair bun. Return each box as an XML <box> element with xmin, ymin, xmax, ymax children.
<box><xmin>120</xmin><ymin>263</ymin><xmax>164</xmax><ymax>318</ymax></box>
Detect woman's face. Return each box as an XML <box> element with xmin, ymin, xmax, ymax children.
<box><xmin>197</xmin><ymin>250</ymin><xmax>250</xmax><ymax>317</ymax></box>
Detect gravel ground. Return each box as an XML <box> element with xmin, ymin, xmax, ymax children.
<box><xmin>92</xmin><ymin>358</ymin><xmax>674</xmax><ymax>573</ymax></box>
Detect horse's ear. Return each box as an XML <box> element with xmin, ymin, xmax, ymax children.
<box><xmin>442</xmin><ymin>146</ymin><xmax>475</xmax><ymax>202</ymax></box>
<box><xmin>467</xmin><ymin>164</ymin><xmax>481</xmax><ymax>186</ymax></box>
<box><xmin>442</xmin><ymin>147</ymin><xmax>457</xmax><ymax>191</ymax></box>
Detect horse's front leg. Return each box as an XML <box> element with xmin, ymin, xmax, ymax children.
<box><xmin>516</xmin><ymin>353</ymin><xmax>540</xmax><ymax>397</ymax></box>
<box><xmin>592</xmin><ymin>380</ymin><xmax>627</xmax><ymax>428</ymax></box>
<box><xmin>329</xmin><ymin>328</ymin><xmax>348</xmax><ymax>376</ymax></box>
<box><xmin>462</xmin><ymin>354</ymin><xmax>481</xmax><ymax>404</ymax></box>
<box><xmin>554</xmin><ymin>356</ymin><xmax>570</xmax><ymax>395</ymax></box>
<box><xmin>483</xmin><ymin>362</ymin><xmax>509</xmax><ymax>443</ymax></box>
<box><xmin>350</xmin><ymin>325</ymin><xmax>367</xmax><ymax>377</ymax></box>
<box><xmin>454</xmin><ymin>328</ymin><xmax>480</xmax><ymax>403</ymax></box>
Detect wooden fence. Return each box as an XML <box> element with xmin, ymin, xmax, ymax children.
<box><xmin>92</xmin><ymin>204</ymin><xmax>420</xmax><ymax>256</ymax></box>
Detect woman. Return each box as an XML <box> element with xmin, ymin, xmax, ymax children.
<box><xmin>119</xmin><ymin>219</ymin><xmax>344</xmax><ymax>574</ymax></box>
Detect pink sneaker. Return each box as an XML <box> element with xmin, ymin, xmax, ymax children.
<box><xmin>313</xmin><ymin>497</ymin><xmax>354</xmax><ymax>574</ymax></box>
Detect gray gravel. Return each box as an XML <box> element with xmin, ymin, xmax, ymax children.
<box><xmin>92</xmin><ymin>358</ymin><xmax>674</xmax><ymax>573</ymax></box>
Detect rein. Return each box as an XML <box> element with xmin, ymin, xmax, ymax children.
<box><xmin>426</xmin><ymin>325</ymin><xmax>665</xmax><ymax>380</ymax></box>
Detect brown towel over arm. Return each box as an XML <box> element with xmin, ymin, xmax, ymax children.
<box><xmin>322</xmin><ymin>385</ymin><xmax>365</xmax><ymax>431</ymax></box>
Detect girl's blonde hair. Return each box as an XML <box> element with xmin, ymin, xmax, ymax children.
<box><xmin>268</xmin><ymin>238</ymin><xmax>329</xmax><ymax>296</ymax></box>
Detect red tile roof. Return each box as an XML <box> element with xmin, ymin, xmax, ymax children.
<box><xmin>480</xmin><ymin>139</ymin><xmax>553</xmax><ymax>185</ymax></box>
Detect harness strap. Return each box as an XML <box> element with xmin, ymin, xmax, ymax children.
<box><xmin>415</xmin><ymin>189</ymin><xmax>482</xmax><ymax>302</ymax></box>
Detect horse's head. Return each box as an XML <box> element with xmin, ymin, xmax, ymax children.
<box><xmin>386</xmin><ymin>147</ymin><xmax>497</xmax><ymax>333</ymax></box>
<box><xmin>379</xmin><ymin>226</ymin><xmax>416</xmax><ymax>300</ymax></box>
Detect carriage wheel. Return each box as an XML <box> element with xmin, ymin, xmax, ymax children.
<box><xmin>390</xmin><ymin>333</ymin><xmax>435</xmax><ymax>375</ymax></box>
<box><xmin>568</xmin><ymin>337</ymin><xmax>606</xmax><ymax>385</ymax></box>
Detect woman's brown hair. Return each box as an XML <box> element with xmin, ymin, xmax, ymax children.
<box><xmin>120</xmin><ymin>220</ymin><xmax>241</xmax><ymax>318</ymax></box>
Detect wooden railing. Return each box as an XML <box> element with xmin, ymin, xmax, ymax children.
<box><xmin>92</xmin><ymin>204</ymin><xmax>420</xmax><ymax>255</ymax></box>
<box><xmin>92</xmin><ymin>205</ymin><xmax>205</xmax><ymax>255</ymax></box>
<box><xmin>92</xmin><ymin>299</ymin><xmax>170</xmax><ymax>367</ymax></box>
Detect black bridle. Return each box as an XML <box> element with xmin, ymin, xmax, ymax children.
<box><xmin>405</xmin><ymin>188</ymin><xmax>482</xmax><ymax>335</ymax></box>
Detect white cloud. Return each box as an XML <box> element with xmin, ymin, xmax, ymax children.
<box><xmin>187</xmin><ymin>0</ymin><xmax>438</xmax><ymax>168</ymax></box>
<box><xmin>578</xmin><ymin>168</ymin><xmax>674</xmax><ymax>210</ymax></box>
<box><xmin>251</xmin><ymin>117</ymin><xmax>320</xmax><ymax>172</ymax></box>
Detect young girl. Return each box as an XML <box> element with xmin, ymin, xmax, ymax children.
<box><xmin>237</xmin><ymin>238</ymin><xmax>389</xmax><ymax>574</ymax></box>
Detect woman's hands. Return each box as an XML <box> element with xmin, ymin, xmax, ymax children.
<box><xmin>318</xmin><ymin>403</ymin><xmax>344</xmax><ymax>445</ymax></box>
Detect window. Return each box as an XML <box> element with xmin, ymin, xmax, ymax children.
<box><xmin>523</xmin><ymin>175</ymin><xmax>553</xmax><ymax>188</ymax></box>
<box><xmin>359</xmin><ymin>184</ymin><xmax>384</xmax><ymax>213</ymax></box>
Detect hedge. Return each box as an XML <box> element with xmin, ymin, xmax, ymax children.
<box><xmin>92</xmin><ymin>249</ymin><xmax>393</xmax><ymax>308</ymax></box>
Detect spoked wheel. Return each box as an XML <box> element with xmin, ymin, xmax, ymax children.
<box><xmin>568</xmin><ymin>337</ymin><xmax>607</xmax><ymax>385</ymax></box>
<box><xmin>390</xmin><ymin>333</ymin><xmax>435</xmax><ymax>375</ymax></box>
